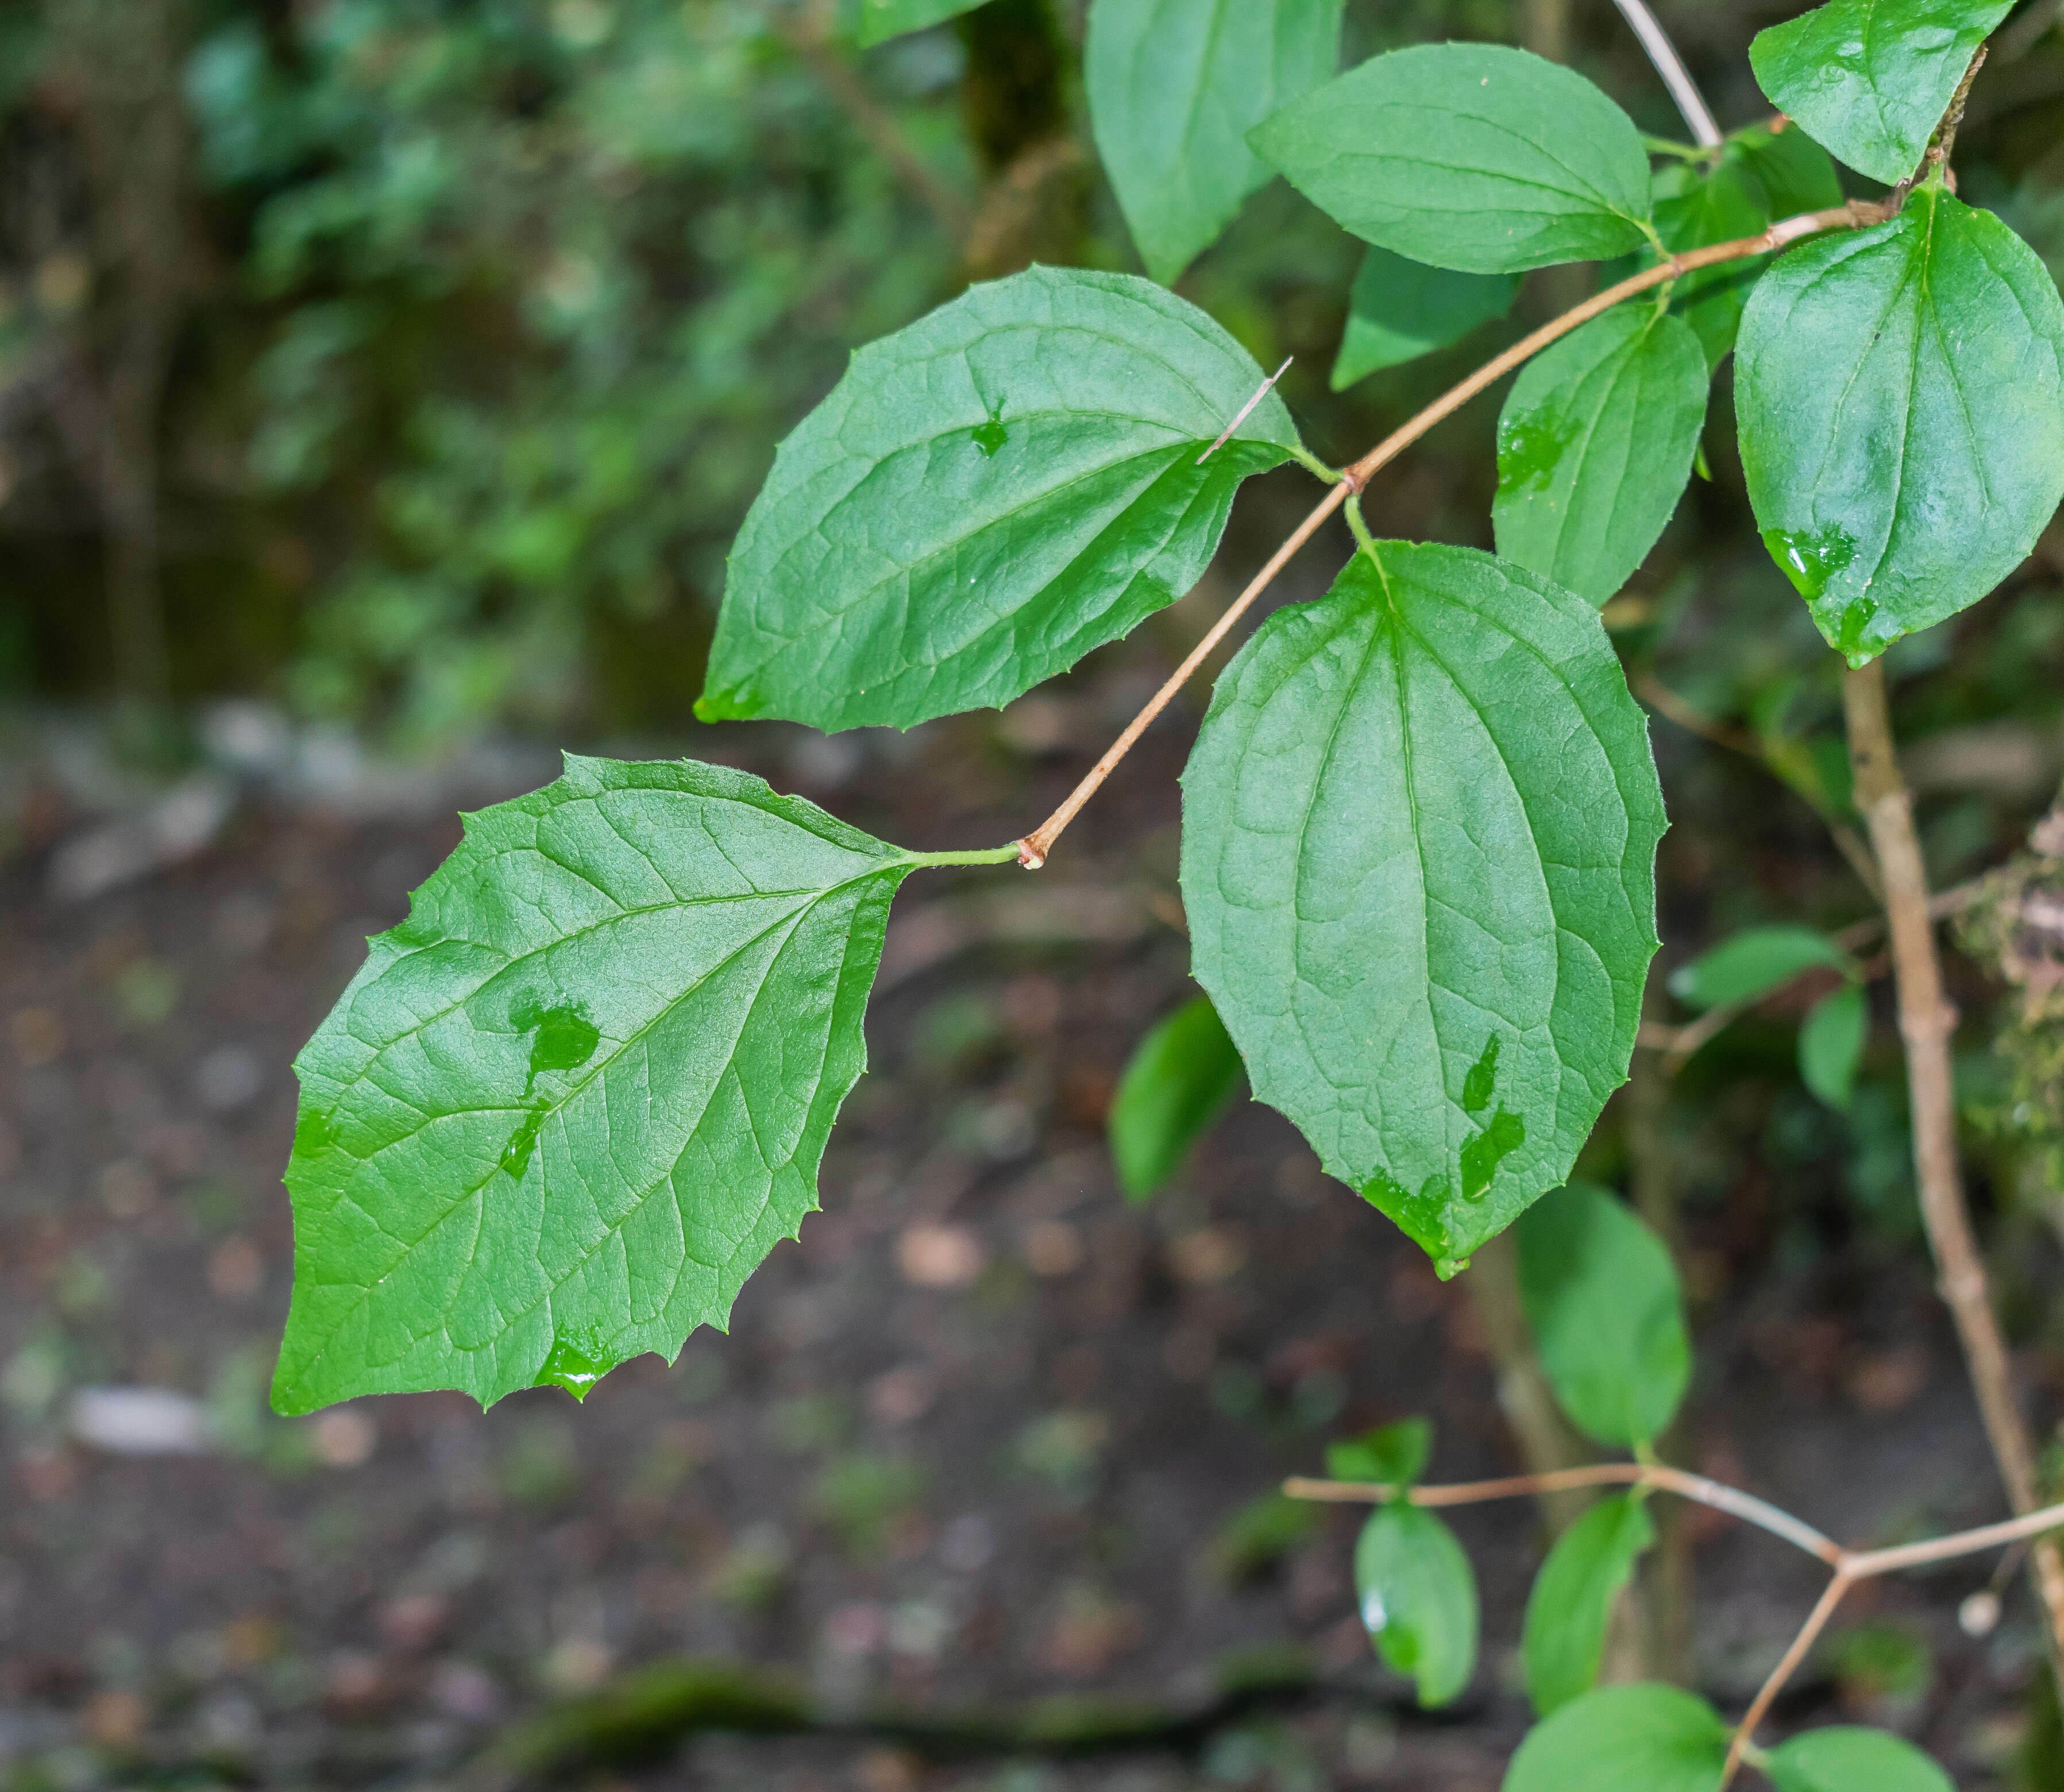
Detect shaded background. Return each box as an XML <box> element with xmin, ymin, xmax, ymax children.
<box><xmin>5</xmin><ymin>0</ymin><xmax>2064</xmax><ymax>1786</ymax></box>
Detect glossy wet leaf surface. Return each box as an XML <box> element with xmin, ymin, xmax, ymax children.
<box><xmin>1735</xmin><ymin>182</ymin><xmax>2064</xmax><ymax>665</ymax></box>
<box><xmin>274</xmin><ymin>756</ymin><xmax>925</xmax><ymax>1413</ymax></box>
<box><xmin>1249</xmin><ymin>44</ymin><xmax>1654</xmax><ymax>274</ymax></box>
<box><xmin>1521</xmin><ymin>1493</ymin><xmax>1656</xmax><ymax>1716</ymax></box>
<box><xmin>1354</xmin><ymin>1503</ymin><xmax>1478</xmax><ymax>1707</ymax></box>
<box><xmin>699</xmin><ymin>267</ymin><xmax>1302</xmax><ymax>732</ymax></box>
<box><xmin>1503</xmin><ymin>1683</ymin><xmax>1729</xmax><ymax>1792</ymax></box>
<box><xmin>1766</xmin><ymin>1726</ymin><xmax>1954</xmax><ymax>1792</ymax></box>
<box><xmin>1492</xmin><ymin>303</ymin><xmax>1708</xmax><ymax>604</ymax></box>
<box><xmin>1517</xmin><ymin>1183</ymin><xmax>1688</xmax><ymax>1449</ymax></box>
<box><xmin>1087</xmin><ymin>0</ymin><xmax>1341</xmax><ymax>285</ymax></box>
<box><xmin>1108</xmin><ymin>993</ymin><xmax>1245</xmax><ymax>1200</ymax></box>
<box><xmin>1331</xmin><ymin>248</ymin><xmax>1517</xmax><ymax>388</ymax></box>
<box><xmin>855</xmin><ymin>0</ymin><xmax>990</xmax><ymax>47</ymax></box>
<box><xmin>1749</xmin><ymin>0</ymin><xmax>2013</xmax><ymax>186</ymax></box>
<box><xmin>1180</xmin><ymin>542</ymin><xmax>1664</xmax><ymax>1273</ymax></box>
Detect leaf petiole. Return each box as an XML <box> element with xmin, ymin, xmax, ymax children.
<box><xmin>900</xmin><ymin>844</ymin><xmax>1025</xmax><ymax>868</ymax></box>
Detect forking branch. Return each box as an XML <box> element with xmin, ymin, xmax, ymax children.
<box><xmin>1012</xmin><ymin>199</ymin><xmax>1890</xmax><ymax>870</ymax></box>
<box><xmin>1285</xmin><ymin>1464</ymin><xmax>2064</xmax><ymax>1779</ymax></box>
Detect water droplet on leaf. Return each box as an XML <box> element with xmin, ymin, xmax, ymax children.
<box><xmin>1459</xmin><ymin>1109</ymin><xmax>1525</xmax><ymax>1202</ymax></box>
<box><xmin>515</xmin><ymin>998</ymin><xmax>600</xmax><ymax>1092</ymax></box>
<box><xmin>973</xmin><ymin>400</ymin><xmax>1008</xmax><ymax>458</ymax></box>
<box><xmin>534</xmin><ymin>1330</ymin><xmax>616</xmax><ymax>1400</ymax></box>
<box><xmin>1361</xmin><ymin>1589</ymin><xmax>1388</xmax><ymax>1633</ymax></box>
<box><xmin>295</xmin><ymin>1106</ymin><xmax>340</xmax><ymax>1158</ymax></box>
<box><xmin>500</xmin><ymin>1105</ymin><xmax>546</xmax><ymax>1179</ymax></box>
<box><xmin>1461</xmin><ymin>1033</ymin><xmax>1500</xmax><ymax>1114</ymax></box>
<box><xmin>1761</xmin><ymin>523</ymin><xmax>1855</xmax><ymax>600</ymax></box>
<box><xmin>1495</xmin><ymin>409</ymin><xmax>1576</xmax><ymax>496</ymax></box>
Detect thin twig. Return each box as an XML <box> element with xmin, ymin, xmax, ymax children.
<box><xmin>1719</xmin><ymin>1573</ymin><xmax>1853</xmax><ymax>1785</ymax></box>
<box><xmin>1198</xmin><ymin>358</ymin><xmax>1293</xmax><ymax>465</ymax></box>
<box><xmin>1843</xmin><ymin>659</ymin><xmax>2064</xmax><ymax>1692</ymax></box>
<box><xmin>1013</xmin><ymin>201</ymin><xmax>1888</xmax><ymax>868</ymax></box>
<box><xmin>1283</xmin><ymin>1464</ymin><xmax>1843</xmax><ymax>1564</ymax></box>
<box><xmin>1608</xmin><ymin>0</ymin><xmax>1723</xmax><ymax>148</ymax></box>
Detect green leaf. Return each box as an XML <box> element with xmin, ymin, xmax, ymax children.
<box><xmin>1492</xmin><ymin>304</ymin><xmax>1708</xmax><ymax>604</ymax></box>
<box><xmin>1180</xmin><ymin>542</ymin><xmax>1664</xmax><ymax>1274</ymax></box>
<box><xmin>1331</xmin><ymin>248</ymin><xmax>1517</xmax><ymax>388</ymax></box>
<box><xmin>1109</xmin><ymin>994</ymin><xmax>1245</xmax><ymax>1200</ymax></box>
<box><xmin>1355</xmin><ymin>1503</ymin><xmax>1478</xmax><ymax>1708</ymax></box>
<box><xmin>1799</xmin><ymin>983</ymin><xmax>1868</xmax><ymax>1112</ymax></box>
<box><xmin>1502</xmin><ymin>1683</ymin><xmax>1729</xmax><ymax>1792</ymax></box>
<box><xmin>699</xmin><ymin>266</ymin><xmax>1303</xmax><ymax>732</ymax></box>
<box><xmin>1748</xmin><ymin>0</ymin><xmax>2012</xmax><ymax>187</ymax></box>
<box><xmin>1248</xmin><ymin>44</ymin><xmax>1654</xmax><ymax>275</ymax></box>
<box><xmin>1668</xmin><ymin>925</ymin><xmax>1851</xmax><ymax>1010</ymax></box>
<box><xmin>1766</xmin><ymin>1727</ymin><xmax>1954</xmax><ymax>1792</ymax></box>
<box><xmin>1326</xmin><ymin>1416</ymin><xmax>1433</xmax><ymax>1491</ymax></box>
<box><xmin>1521</xmin><ymin>1493</ymin><xmax>1656</xmax><ymax>1716</ymax></box>
<box><xmin>1736</xmin><ymin>181</ymin><xmax>2064</xmax><ymax>665</ymax></box>
<box><xmin>856</xmin><ymin>0</ymin><xmax>990</xmax><ymax>47</ymax></box>
<box><xmin>1087</xmin><ymin>0</ymin><xmax>1342</xmax><ymax>285</ymax></box>
<box><xmin>273</xmin><ymin>755</ymin><xmax>975</xmax><ymax>1414</ymax></box>
<box><xmin>1517</xmin><ymin>1183</ymin><xmax>1689</xmax><ymax>1449</ymax></box>
<box><xmin>1648</xmin><ymin>126</ymin><xmax>1845</xmax><ymax>369</ymax></box>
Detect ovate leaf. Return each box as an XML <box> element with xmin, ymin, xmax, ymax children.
<box><xmin>1799</xmin><ymin>983</ymin><xmax>1868</xmax><ymax>1112</ymax></box>
<box><xmin>1087</xmin><ymin>0</ymin><xmax>1342</xmax><ymax>285</ymax></box>
<box><xmin>1766</xmin><ymin>1727</ymin><xmax>1954</xmax><ymax>1792</ymax></box>
<box><xmin>1355</xmin><ymin>1503</ymin><xmax>1479</xmax><ymax>1707</ymax></box>
<box><xmin>857</xmin><ymin>0</ymin><xmax>990</xmax><ymax>47</ymax></box>
<box><xmin>1736</xmin><ymin>181</ymin><xmax>2064</xmax><ymax>665</ymax></box>
<box><xmin>1517</xmin><ymin>1183</ymin><xmax>1689</xmax><ymax>1449</ymax></box>
<box><xmin>700</xmin><ymin>266</ymin><xmax>1303</xmax><ymax>732</ymax></box>
<box><xmin>1492</xmin><ymin>304</ymin><xmax>1708</xmax><ymax>604</ymax></box>
<box><xmin>1109</xmin><ymin>994</ymin><xmax>1245</xmax><ymax>1200</ymax></box>
<box><xmin>1180</xmin><ymin>542</ymin><xmax>1664</xmax><ymax>1273</ymax></box>
<box><xmin>1522</xmin><ymin>1493</ymin><xmax>1656</xmax><ymax>1716</ymax></box>
<box><xmin>1503</xmin><ymin>1683</ymin><xmax>1728</xmax><ymax>1792</ymax></box>
<box><xmin>1749</xmin><ymin>0</ymin><xmax>2013</xmax><ymax>187</ymax></box>
<box><xmin>1249</xmin><ymin>44</ymin><xmax>1654</xmax><ymax>274</ymax></box>
<box><xmin>1669</xmin><ymin>925</ymin><xmax>1851</xmax><ymax>1010</ymax></box>
<box><xmin>1326</xmin><ymin>1416</ymin><xmax>1433</xmax><ymax>1490</ymax></box>
<box><xmin>1332</xmin><ymin>248</ymin><xmax>1517</xmax><ymax>388</ymax></box>
<box><xmin>274</xmin><ymin>756</ymin><xmax>944</xmax><ymax>1413</ymax></box>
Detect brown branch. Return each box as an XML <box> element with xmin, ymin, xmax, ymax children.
<box><xmin>1842</xmin><ymin>658</ymin><xmax>2064</xmax><ymax>1689</ymax></box>
<box><xmin>1720</xmin><ymin>1573</ymin><xmax>1854</xmax><ymax>1785</ymax></box>
<box><xmin>1013</xmin><ymin>201</ymin><xmax>1890</xmax><ymax>868</ymax></box>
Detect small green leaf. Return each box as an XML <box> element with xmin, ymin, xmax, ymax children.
<box><xmin>1502</xmin><ymin>1683</ymin><xmax>1729</xmax><ymax>1792</ymax></box>
<box><xmin>1087</xmin><ymin>0</ymin><xmax>1342</xmax><ymax>285</ymax></box>
<box><xmin>1521</xmin><ymin>1493</ymin><xmax>1656</xmax><ymax>1716</ymax></box>
<box><xmin>1648</xmin><ymin>126</ymin><xmax>1845</xmax><ymax>369</ymax></box>
<box><xmin>700</xmin><ymin>265</ymin><xmax>1302</xmax><ymax>732</ymax></box>
<box><xmin>1326</xmin><ymin>1416</ymin><xmax>1433</xmax><ymax>1491</ymax></box>
<box><xmin>1109</xmin><ymin>994</ymin><xmax>1245</xmax><ymax>1200</ymax></box>
<box><xmin>1180</xmin><ymin>542</ymin><xmax>1664</xmax><ymax>1273</ymax></box>
<box><xmin>1766</xmin><ymin>1727</ymin><xmax>1954</xmax><ymax>1792</ymax></box>
<box><xmin>1736</xmin><ymin>181</ymin><xmax>2064</xmax><ymax>665</ymax></box>
<box><xmin>1669</xmin><ymin>925</ymin><xmax>1851</xmax><ymax>1010</ymax></box>
<box><xmin>1517</xmin><ymin>1183</ymin><xmax>1689</xmax><ymax>1449</ymax></box>
<box><xmin>1355</xmin><ymin>1503</ymin><xmax>1479</xmax><ymax>1707</ymax></box>
<box><xmin>1492</xmin><ymin>304</ymin><xmax>1708</xmax><ymax>604</ymax></box>
<box><xmin>1332</xmin><ymin>248</ymin><xmax>1518</xmax><ymax>388</ymax></box>
<box><xmin>1800</xmin><ymin>983</ymin><xmax>1868</xmax><ymax>1112</ymax></box>
<box><xmin>1748</xmin><ymin>0</ymin><xmax>2013</xmax><ymax>187</ymax></box>
<box><xmin>1249</xmin><ymin>44</ymin><xmax>1653</xmax><ymax>274</ymax></box>
<box><xmin>274</xmin><ymin>756</ymin><xmax>949</xmax><ymax>1413</ymax></box>
<box><xmin>856</xmin><ymin>0</ymin><xmax>990</xmax><ymax>47</ymax></box>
